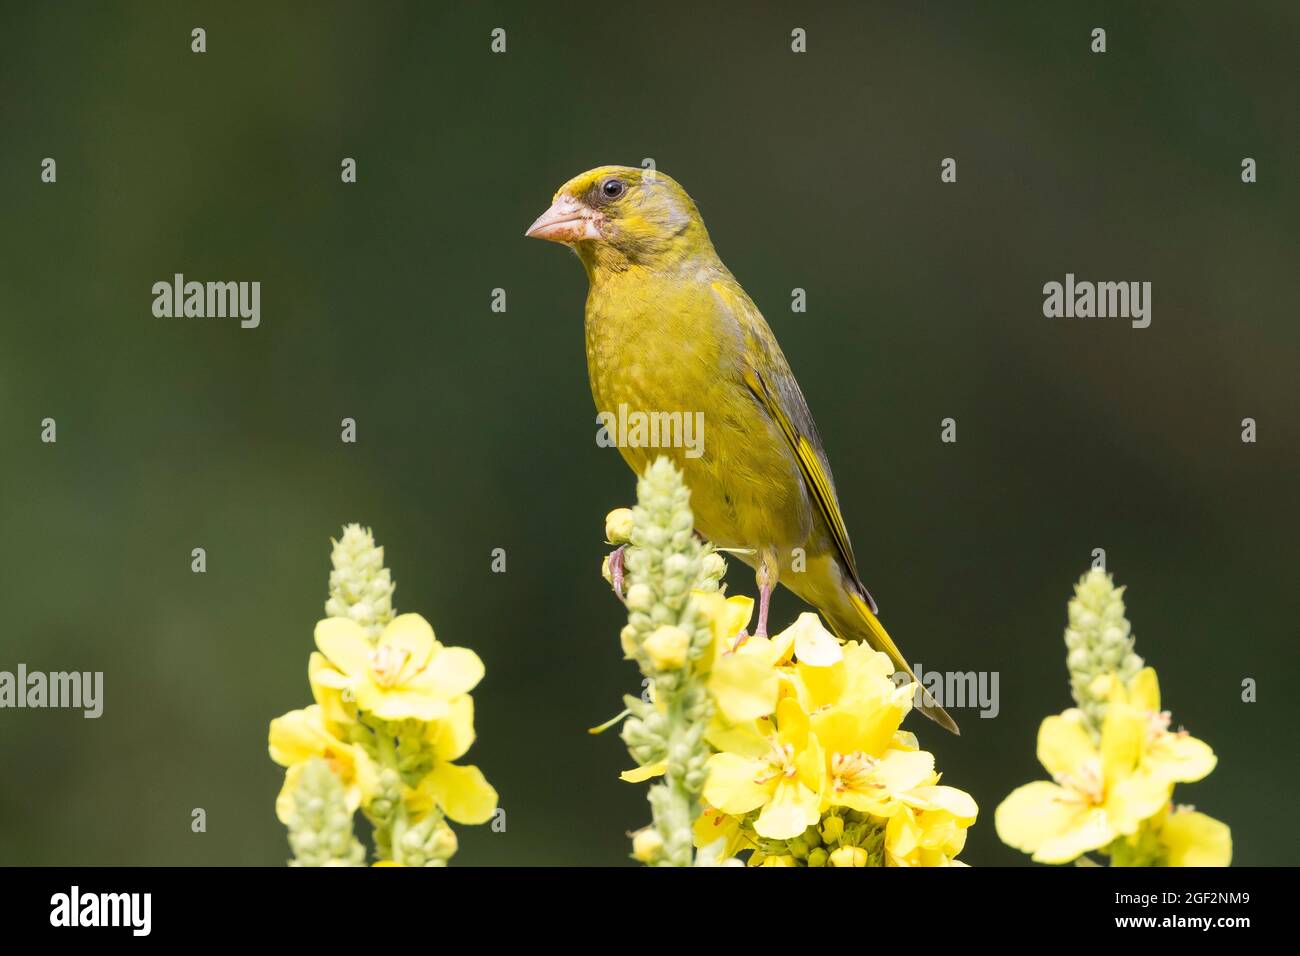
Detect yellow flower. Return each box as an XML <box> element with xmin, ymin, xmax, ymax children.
<box><xmin>402</xmin><ymin>696</ymin><xmax>498</xmax><ymax>826</ymax></box>
<box><xmin>1156</xmin><ymin>805</ymin><xmax>1232</xmax><ymax>866</ymax></box>
<box><xmin>819</xmin><ymin>711</ymin><xmax>937</xmax><ymax>817</ymax></box>
<box><xmin>631</xmin><ymin>828</ymin><xmax>664</xmax><ymax>862</ymax></box>
<box><xmin>702</xmin><ymin>696</ymin><xmax>824</xmax><ymax>840</ymax></box>
<box><xmin>996</xmin><ymin>669</ymin><xmax>1216</xmax><ymax>864</ymax></box>
<box><xmin>829</xmin><ymin>846</ymin><xmax>869</xmax><ymax>867</ymax></box>
<box><xmin>425</xmin><ymin>694</ymin><xmax>477</xmax><ymax>762</ymax></box>
<box><xmin>312</xmin><ymin>614</ymin><xmax>485</xmax><ymax>722</ymax></box>
<box><xmin>268</xmin><ymin>705</ymin><xmax>378</xmax><ymax>823</ymax></box>
<box><xmin>308</xmin><ymin>651</ymin><xmax>354</xmax><ymax>730</ymax></box>
<box><xmin>694</xmin><ymin>591</ymin><xmax>788</xmax><ymax>723</ymax></box>
<box><xmin>411</xmin><ymin>761</ymin><xmax>498</xmax><ymax>825</ymax></box>
<box><xmin>620</xmin><ymin>761</ymin><xmax>668</xmax><ymax>783</ymax></box>
<box><xmin>1121</xmin><ymin>669</ymin><xmax>1218</xmax><ymax>784</ymax></box>
<box><xmin>997</xmin><ymin>667</ymin><xmax>1218</xmax><ymax>864</ymax></box>
<box><xmin>692</xmin><ymin>805</ymin><xmax>748</xmax><ymax>858</ymax></box>
<box><xmin>604</xmin><ymin>507</ymin><xmax>635</xmax><ymax>545</ymax></box>
<box><xmin>644</xmin><ymin>624</ymin><xmax>690</xmax><ymax>670</ymax></box>
<box><xmin>886</xmin><ymin>785</ymin><xmax>978</xmax><ymax>866</ymax></box>
<box><xmin>797</xmin><ymin>637</ymin><xmax>913</xmax><ymax>758</ymax></box>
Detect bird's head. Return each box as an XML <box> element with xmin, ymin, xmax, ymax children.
<box><xmin>525</xmin><ymin>165</ymin><xmax>713</xmax><ymax>275</ymax></box>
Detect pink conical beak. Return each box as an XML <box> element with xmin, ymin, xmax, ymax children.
<box><xmin>525</xmin><ymin>196</ymin><xmax>603</xmax><ymax>243</ymax></box>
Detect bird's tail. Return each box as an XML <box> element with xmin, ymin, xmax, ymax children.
<box><xmin>830</xmin><ymin>589</ymin><xmax>960</xmax><ymax>736</ymax></box>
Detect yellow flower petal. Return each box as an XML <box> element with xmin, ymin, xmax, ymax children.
<box><xmin>1105</xmin><ymin>771</ymin><xmax>1173</xmax><ymax>835</ymax></box>
<box><xmin>903</xmin><ymin>783</ymin><xmax>977</xmax><ymax>822</ymax></box>
<box><xmin>314</xmin><ymin>617</ymin><xmax>372</xmax><ymax>677</ymax></box>
<box><xmin>710</xmin><ymin>653</ymin><xmax>779</xmax><ymax>723</ymax></box>
<box><xmin>378</xmin><ymin>613</ymin><xmax>437</xmax><ymax>670</ymax></box>
<box><xmin>776</xmin><ymin>696</ymin><xmax>810</xmax><ymax>751</ymax></box>
<box><xmin>850</xmin><ymin>684</ymin><xmax>913</xmax><ymax>756</ymax></box>
<box><xmin>694</xmin><ymin>592</ymin><xmax>753</xmax><ymax>645</ymax></box>
<box><xmin>995</xmin><ymin>780</ymin><xmax>1105</xmax><ymax>863</ymax></box>
<box><xmin>422</xmin><ymin>762</ymin><xmax>497</xmax><ymax>825</ymax></box>
<box><xmin>419</xmin><ymin>646</ymin><xmax>486</xmax><ymax>698</ymax></box>
<box><xmin>308</xmin><ymin>651</ymin><xmax>351</xmax><ymax>690</ymax></box>
<box><xmin>355</xmin><ymin>683</ymin><xmax>451</xmax><ymax>722</ymax></box>
<box><xmin>1032</xmin><ymin>808</ymin><xmax>1116</xmax><ymax>864</ymax></box>
<box><xmin>702</xmin><ymin>753</ymin><xmax>770</xmax><ymax>815</ymax></box>
<box><xmin>1101</xmin><ymin>700</ymin><xmax>1145</xmax><ymax>783</ymax></box>
<box><xmin>308</xmin><ymin>652</ymin><xmax>353</xmax><ymax>727</ymax></box>
<box><xmin>1161</xmin><ymin>809</ymin><xmax>1232</xmax><ymax>866</ymax></box>
<box><xmin>788</xmin><ymin>613</ymin><xmax>843</xmax><ymax>667</ymax></box>
<box><xmin>1127</xmin><ymin>667</ymin><xmax>1161</xmax><ymax>712</ymax></box>
<box><xmin>705</xmin><ymin>716</ymin><xmax>771</xmax><ymax>758</ymax></box>
<box><xmin>754</xmin><ymin>778</ymin><xmax>820</xmax><ymax>840</ymax></box>
<box><xmin>693</xmin><ymin>807</ymin><xmax>744</xmax><ymax>856</ymax></box>
<box><xmin>1037</xmin><ymin>711</ymin><xmax>1095</xmax><ymax>780</ymax></box>
<box><xmin>1146</xmin><ymin>731</ymin><xmax>1217</xmax><ymax>784</ymax></box>
<box><xmin>795</xmin><ymin>657</ymin><xmax>848</xmax><ymax>714</ymax></box>
<box><xmin>428</xmin><ymin>695</ymin><xmax>476</xmax><ymax>761</ymax></box>
<box><xmin>268</xmin><ymin>706</ymin><xmax>329</xmax><ymax>766</ymax></box>
<box><xmin>620</xmin><ymin>760</ymin><xmax>667</xmax><ymax>783</ymax></box>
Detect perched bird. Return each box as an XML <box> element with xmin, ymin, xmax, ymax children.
<box><xmin>526</xmin><ymin>166</ymin><xmax>957</xmax><ymax>734</ymax></box>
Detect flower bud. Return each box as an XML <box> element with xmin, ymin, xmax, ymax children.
<box><xmin>644</xmin><ymin>625</ymin><xmax>690</xmax><ymax>670</ymax></box>
<box><xmin>605</xmin><ymin>508</ymin><xmax>635</xmax><ymax>545</ymax></box>
<box><xmin>820</xmin><ymin>815</ymin><xmax>845</xmax><ymax>843</ymax></box>
<box><xmin>619</xmin><ymin>625</ymin><xmax>639</xmax><ymax>658</ymax></box>
<box><xmin>829</xmin><ymin>846</ymin><xmax>868</xmax><ymax>867</ymax></box>
<box><xmin>626</xmin><ymin>583</ymin><xmax>654</xmax><ymax>612</ymax></box>
<box><xmin>631</xmin><ymin>828</ymin><xmax>664</xmax><ymax>862</ymax></box>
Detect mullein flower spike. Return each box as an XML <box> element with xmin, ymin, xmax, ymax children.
<box><xmin>285</xmin><ymin>757</ymin><xmax>366</xmax><ymax>867</ymax></box>
<box><xmin>995</xmin><ymin>569</ymin><xmax>1230</xmax><ymax>866</ymax></box>
<box><xmin>1064</xmin><ymin>569</ymin><xmax>1144</xmax><ymax>735</ymax></box>
<box><xmin>325</xmin><ymin>524</ymin><xmax>397</xmax><ymax>640</ymax></box>
<box><xmin>612</xmin><ymin>458</ymin><xmax>976</xmax><ymax>866</ymax></box>
<box><xmin>270</xmin><ymin>525</ymin><xmax>497</xmax><ymax>866</ymax></box>
<box><xmin>618</xmin><ymin>459</ymin><xmax>720</xmax><ymax>866</ymax></box>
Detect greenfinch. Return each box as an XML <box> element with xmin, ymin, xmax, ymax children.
<box><xmin>527</xmin><ymin>165</ymin><xmax>957</xmax><ymax>734</ymax></box>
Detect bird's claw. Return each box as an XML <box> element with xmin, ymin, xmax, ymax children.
<box><xmin>608</xmin><ymin>545</ymin><xmax>627</xmax><ymax>605</ymax></box>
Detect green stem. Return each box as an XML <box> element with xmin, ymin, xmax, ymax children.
<box><xmin>372</xmin><ymin>724</ymin><xmax>402</xmax><ymax>862</ymax></box>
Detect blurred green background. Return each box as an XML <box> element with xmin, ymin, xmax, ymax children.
<box><xmin>2</xmin><ymin>1</ymin><xmax>1296</xmax><ymax>866</ymax></box>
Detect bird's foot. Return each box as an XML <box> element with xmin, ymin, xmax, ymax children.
<box><xmin>725</xmin><ymin>629</ymin><xmax>750</xmax><ymax>653</ymax></box>
<box><xmin>607</xmin><ymin>545</ymin><xmax>627</xmax><ymax>605</ymax></box>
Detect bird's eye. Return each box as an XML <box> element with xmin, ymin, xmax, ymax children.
<box><xmin>601</xmin><ymin>179</ymin><xmax>625</xmax><ymax>199</ymax></box>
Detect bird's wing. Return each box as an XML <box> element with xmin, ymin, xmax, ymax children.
<box><xmin>712</xmin><ymin>280</ymin><xmax>878</xmax><ymax>613</ymax></box>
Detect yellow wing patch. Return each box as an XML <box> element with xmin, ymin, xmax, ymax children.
<box><xmin>742</xmin><ymin>366</ymin><xmax>866</xmax><ymax>604</ymax></box>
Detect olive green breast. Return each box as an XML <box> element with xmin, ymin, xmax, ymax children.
<box><xmin>584</xmin><ymin>267</ymin><xmax>813</xmax><ymax>552</ymax></box>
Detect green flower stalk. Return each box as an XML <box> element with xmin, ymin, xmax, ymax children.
<box><xmin>606</xmin><ymin>464</ymin><xmax>976</xmax><ymax>867</ymax></box>
<box><xmin>325</xmin><ymin>524</ymin><xmax>396</xmax><ymax>640</ymax></box>
<box><xmin>270</xmin><ymin>524</ymin><xmax>498</xmax><ymax>866</ymax></box>
<box><xmin>1064</xmin><ymin>568</ymin><xmax>1144</xmax><ymax>736</ymax></box>
<box><xmin>618</xmin><ymin>458</ymin><xmax>721</xmax><ymax>866</ymax></box>
<box><xmin>285</xmin><ymin>757</ymin><xmax>366</xmax><ymax>867</ymax></box>
<box><xmin>995</xmin><ymin>568</ymin><xmax>1230</xmax><ymax>866</ymax></box>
